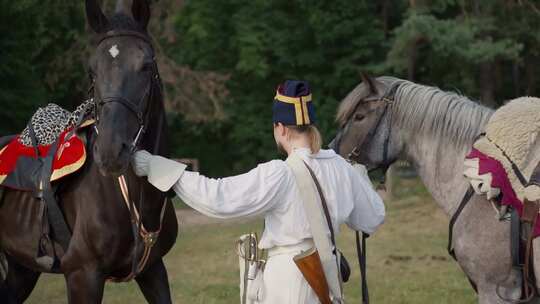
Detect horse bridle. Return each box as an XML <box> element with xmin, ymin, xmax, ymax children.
<box><xmin>87</xmin><ymin>30</ymin><xmax>166</xmax><ymax>283</ymax></box>
<box><xmin>336</xmin><ymin>83</ymin><xmax>400</xmax><ymax>176</ymax></box>
<box><xmin>89</xmin><ymin>30</ymin><xmax>162</xmax><ymax>154</ymax></box>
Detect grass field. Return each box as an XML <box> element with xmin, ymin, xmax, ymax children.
<box><xmin>26</xmin><ymin>178</ymin><xmax>477</xmax><ymax>303</ymax></box>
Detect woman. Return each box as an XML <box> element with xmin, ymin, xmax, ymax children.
<box><xmin>132</xmin><ymin>80</ymin><xmax>385</xmax><ymax>303</ymax></box>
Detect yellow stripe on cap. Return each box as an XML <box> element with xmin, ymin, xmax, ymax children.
<box><xmin>275</xmin><ymin>92</ymin><xmax>312</xmax><ymax>104</ymax></box>
<box><xmin>275</xmin><ymin>91</ymin><xmax>312</xmax><ymax>125</ymax></box>
<box><xmin>301</xmin><ymin>96</ymin><xmax>310</xmax><ymax>125</ymax></box>
<box><xmin>294</xmin><ymin>102</ymin><xmax>303</xmax><ymax>125</ymax></box>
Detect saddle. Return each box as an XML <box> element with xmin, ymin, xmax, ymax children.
<box><xmin>0</xmin><ymin>101</ymin><xmax>94</xmax><ymax>191</ymax></box>
<box><xmin>0</xmin><ymin>100</ymin><xmax>95</xmax><ymax>271</ymax></box>
<box><xmin>464</xmin><ymin>97</ymin><xmax>540</xmax><ymax>235</ymax></box>
<box><xmin>463</xmin><ymin>96</ymin><xmax>540</xmax><ymax>300</ymax></box>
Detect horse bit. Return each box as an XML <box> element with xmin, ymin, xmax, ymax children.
<box><xmin>88</xmin><ymin>29</ymin><xmax>166</xmax><ymax>282</ymax></box>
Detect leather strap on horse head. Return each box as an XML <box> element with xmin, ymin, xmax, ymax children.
<box><xmin>90</xmin><ymin>29</ymin><xmax>167</xmax><ymax>283</ymax></box>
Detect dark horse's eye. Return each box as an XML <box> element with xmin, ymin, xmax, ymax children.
<box><xmin>141</xmin><ymin>63</ymin><xmax>154</xmax><ymax>72</ymax></box>
<box><xmin>354</xmin><ymin>113</ymin><xmax>365</xmax><ymax>121</ymax></box>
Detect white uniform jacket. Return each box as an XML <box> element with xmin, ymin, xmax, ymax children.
<box><xmin>173</xmin><ymin>147</ymin><xmax>384</xmax><ymax>247</ymax></box>
<box><xmin>172</xmin><ymin>148</ymin><xmax>385</xmax><ymax>248</ymax></box>
<box><xmin>165</xmin><ymin>147</ymin><xmax>385</xmax><ymax>303</ymax></box>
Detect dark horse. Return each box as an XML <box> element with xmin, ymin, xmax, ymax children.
<box><xmin>0</xmin><ymin>0</ymin><xmax>178</xmax><ymax>303</ymax></box>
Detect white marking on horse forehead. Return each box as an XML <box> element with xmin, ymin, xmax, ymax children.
<box><xmin>109</xmin><ymin>45</ymin><xmax>120</xmax><ymax>58</ymax></box>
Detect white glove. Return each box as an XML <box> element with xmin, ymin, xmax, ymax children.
<box><xmin>524</xmin><ymin>184</ymin><xmax>540</xmax><ymax>202</ymax></box>
<box><xmin>132</xmin><ymin>150</ymin><xmax>188</xmax><ymax>192</ymax></box>
<box><xmin>352</xmin><ymin>163</ymin><xmax>373</xmax><ymax>186</ymax></box>
<box><xmin>132</xmin><ymin>150</ymin><xmax>152</xmax><ymax>177</ymax></box>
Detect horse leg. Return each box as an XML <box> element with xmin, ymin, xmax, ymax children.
<box><xmin>135</xmin><ymin>259</ymin><xmax>172</xmax><ymax>304</ymax></box>
<box><xmin>473</xmin><ymin>267</ymin><xmax>523</xmax><ymax>304</ymax></box>
<box><xmin>0</xmin><ymin>256</ymin><xmax>41</xmax><ymax>304</ymax></box>
<box><xmin>533</xmin><ymin>238</ymin><xmax>540</xmax><ymax>292</ymax></box>
<box><xmin>65</xmin><ymin>268</ymin><xmax>105</xmax><ymax>304</ymax></box>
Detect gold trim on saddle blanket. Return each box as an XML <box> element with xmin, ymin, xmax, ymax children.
<box><xmin>0</xmin><ymin>132</ymin><xmax>90</xmax><ymax>190</ymax></box>
<box><xmin>49</xmin><ymin>150</ymin><xmax>87</xmax><ymax>183</ymax></box>
<box><xmin>0</xmin><ymin>146</ymin><xmax>7</xmax><ymax>185</ymax></box>
<box><xmin>48</xmin><ymin>119</ymin><xmax>94</xmax><ymax>183</ymax></box>
<box><xmin>0</xmin><ymin>155</ymin><xmax>87</xmax><ymax>187</ymax></box>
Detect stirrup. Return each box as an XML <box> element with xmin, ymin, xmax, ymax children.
<box><xmin>34</xmin><ymin>234</ymin><xmax>56</xmax><ymax>271</ymax></box>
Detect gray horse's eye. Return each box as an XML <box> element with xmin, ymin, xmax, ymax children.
<box><xmin>354</xmin><ymin>113</ymin><xmax>365</xmax><ymax>121</ymax></box>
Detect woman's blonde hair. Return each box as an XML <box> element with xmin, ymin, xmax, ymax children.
<box><xmin>287</xmin><ymin>125</ymin><xmax>323</xmax><ymax>153</ymax></box>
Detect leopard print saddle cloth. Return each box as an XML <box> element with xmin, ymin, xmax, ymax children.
<box><xmin>0</xmin><ymin>99</ymin><xmax>96</xmax><ymax>190</ymax></box>
<box><xmin>18</xmin><ymin>99</ymin><xmax>95</xmax><ymax>147</ymax></box>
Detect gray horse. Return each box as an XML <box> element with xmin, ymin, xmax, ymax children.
<box><xmin>331</xmin><ymin>75</ymin><xmax>540</xmax><ymax>303</ymax></box>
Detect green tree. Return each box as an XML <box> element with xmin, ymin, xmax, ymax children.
<box><xmin>171</xmin><ymin>0</ymin><xmax>387</xmax><ymax>175</ymax></box>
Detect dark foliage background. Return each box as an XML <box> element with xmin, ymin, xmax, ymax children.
<box><xmin>1</xmin><ymin>0</ymin><xmax>539</xmax><ymax>176</ymax></box>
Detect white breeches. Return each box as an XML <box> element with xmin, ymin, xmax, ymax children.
<box><xmin>259</xmin><ymin>241</ymin><xmax>319</xmax><ymax>304</ymax></box>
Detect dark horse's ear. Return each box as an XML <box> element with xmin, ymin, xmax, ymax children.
<box><xmin>361</xmin><ymin>72</ymin><xmax>378</xmax><ymax>95</ymax></box>
<box><xmin>86</xmin><ymin>0</ymin><xmax>109</xmax><ymax>33</ymax></box>
<box><xmin>132</xmin><ymin>0</ymin><xmax>151</xmax><ymax>30</ymax></box>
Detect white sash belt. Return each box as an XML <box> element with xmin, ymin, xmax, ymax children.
<box><xmin>267</xmin><ymin>239</ymin><xmax>315</xmax><ymax>258</ymax></box>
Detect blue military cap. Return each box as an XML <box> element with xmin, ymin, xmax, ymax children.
<box><xmin>272</xmin><ymin>80</ymin><xmax>316</xmax><ymax>126</ymax></box>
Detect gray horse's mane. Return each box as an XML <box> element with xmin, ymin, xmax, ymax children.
<box><xmin>337</xmin><ymin>76</ymin><xmax>495</xmax><ymax>147</ymax></box>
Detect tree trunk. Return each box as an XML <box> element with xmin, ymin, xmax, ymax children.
<box><xmin>512</xmin><ymin>60</ymin><xmax>521</xmax><ymax>97</ymax></box>
<box><xmin>407</xmin><ymin>41</ymin><xmax>418</xmax><ymax>82</ymax></box>
<box><xmin>526</xmin><ymin>54</ymin><xmax>537</xmax><ymax>96</ymax></box>
<box><xmin>479</xmin><ymin>62</ymin><xmax>497</xmax><ymax>107</ymax></box>
<box><xmin>381</xmin><ymin>0</ymin><xmax>391</xmax><ymax>39</ymax></box>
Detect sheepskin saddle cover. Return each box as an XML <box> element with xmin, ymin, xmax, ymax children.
<box><xmin>464</xmin><ymin>97</ymin><xmax>540</xmax><ymax>236</ymax></box>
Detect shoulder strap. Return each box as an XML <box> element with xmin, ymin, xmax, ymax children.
<box><xmin>286</xmin><ymin>153</ymin><xmax>343</xmax><ymax>301</ymax></box>
<box><xmin>304</xmin><ymin>162</ymin><xmax>337</xmax><ymax>249</ymax></box>
<box><xmin>305</xmin><ymin>158</ymin><xmax>371</xmax><ymax>304</ymax></box>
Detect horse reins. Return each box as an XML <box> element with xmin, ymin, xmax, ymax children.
<box><xmin>89</xmin><ymin>30</ymin><xmax>167</xmax><ymax>282</ymax></box>
<box><xmin>108</xmin><ymin>175</ymin><xmax>167</xmax><ymax>283</ymax></box>
<box><xmin>331</xmin><ymin>83</ymin><xmax>399</xmax><ymax>304</ymax></box>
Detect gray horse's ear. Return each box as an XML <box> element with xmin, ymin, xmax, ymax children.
<box><xmin>361</xmin><ymin>72</ymin><xmax>378</xmax><ymax>94</ymax></box>
<box><xmin>132</xmin><ymin>0</ymin><xmax>151</xmax><ymax>30</ymax></box>
<box><xmin>86</xmin><ymin>0</ymin><xmax>109</xmax><ymax>33</ymax></box>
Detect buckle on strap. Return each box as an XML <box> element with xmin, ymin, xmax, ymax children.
<box><xmin>143</xmin><ymin>232</ymin><xmax>159</xmax><ymax>247</ymax></box>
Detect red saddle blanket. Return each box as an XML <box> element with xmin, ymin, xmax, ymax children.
<box><xmin>0</xmin><ymin>128</ymin><xmax>87</xmax><ymax>190</ymax></box>
<box><xmin>466</xmin><ymin>148</ymin><xmax>540</xmax><ymax>237</ymax></box>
